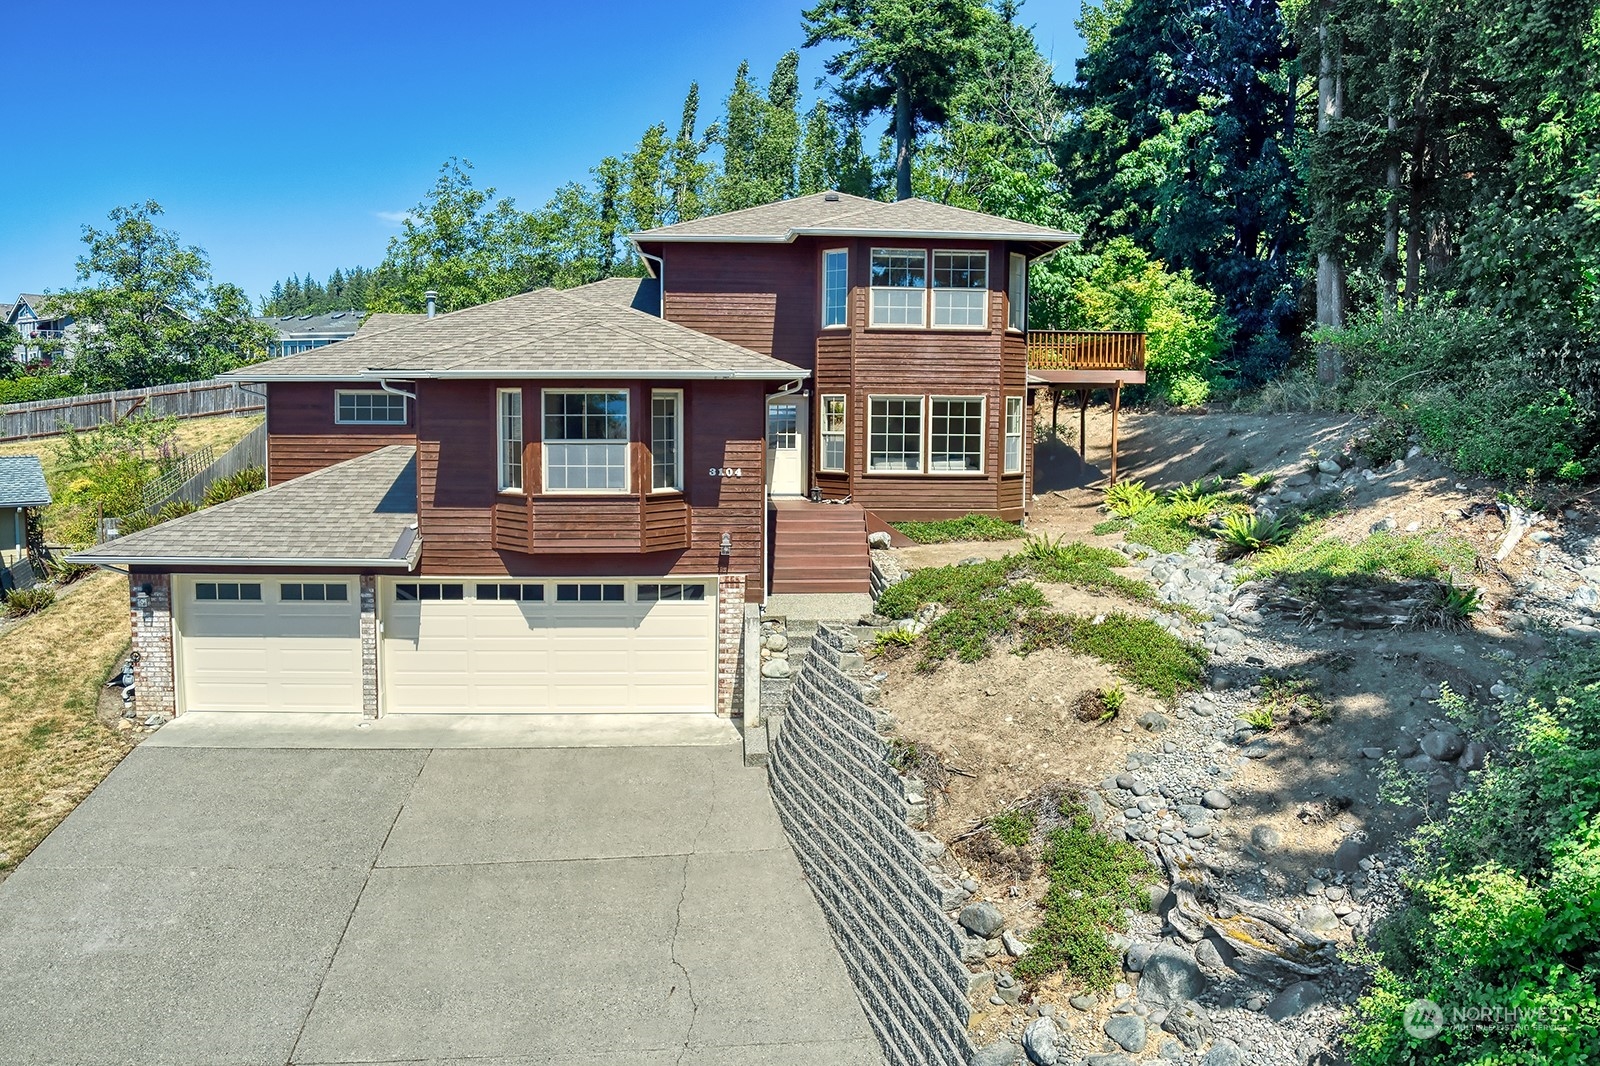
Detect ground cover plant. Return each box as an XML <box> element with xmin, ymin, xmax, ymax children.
<box><xmin>1016</xmin><ymin>612</ymin><xmax>1207</xmax><ymax>698</ymax></box>
<box><xmin>890</xmin><ymin>513</ymin><xmax>1024</xmax><ymax>544</ymax></box>
<box><xmin>1092</xmin><ymin>477</ymin><xmax>1252</xmax><ymax>553</ymax></box>
<box><xmin>1246</xmin><ymin>528</ymin><xmax>1477</xmax><ymax>597</ymax></box>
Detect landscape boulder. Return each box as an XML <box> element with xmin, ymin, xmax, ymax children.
<box><xmin>1161</xmin><ymin>1001</ymin><xmax>1214</xmax><ymax>1050</ymax></box>
<box><xmin>1202</xmin><ymin>1041</ymin><xmax>1245</xmax><ymax>1066</ymax></box>
<box><xmin>959</xmin><ymin>901</ymin><xmax>1006</xmax><ymax>939</ymax></box>
<box><xmin>1420</xmin><ymin>729</ymin><xmax>1466</xmax><ymax>761</ymax></box>
<box><xmin>1021</xmin><ymin>1016</ymin><xmax>1060</xmax><ymax>1065</ymax></box>
<box><xmin>1265</xmin><ymin>980</ymin><xmax>1326</xmax><ymax>1022</ymax></box>
<box><xmin>1105</xmin><ymin>1014</ymin><xmax>1148</xmax><ymax>1053</ymax></box>
<box><xmin>1137</xmin><ymin>945</ymin><xmax>1205</xmax><ymax>1006</ymax></box>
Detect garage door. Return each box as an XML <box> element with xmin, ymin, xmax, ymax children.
<box><xmin>380</xmin><ymin>578</ymin><xmax>716</xmax><ymax>714</ymax></box>
<box><xmin>176</xmin><ymin>575</ymin><xmax>362</xmax><ymax>713</ymax></box>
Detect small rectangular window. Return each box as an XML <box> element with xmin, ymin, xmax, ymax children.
<box><xmin>932</xmin><ymin>251</ymin><xmax>988</xmax><ymax>328</ymax></box>
<box><xmin>303</xmin><ymin>584</ymin><xmax>326</xmax><ymax>601</ymax></box>
<box><xmin>556</xmin><ymin>582</ymin><xmax>625</xmax><ymax>603</ymax></box>
<box><xmin>822</xmin><ymin>248</ymin><xmax>848</xmax><ymax>327</ymax></box>
<box><xmin>543</xmin><ymin>390</ymin><xmax>630</xmax><ymax>493</ymax></box>
<box><xmin>651</xmin><ymin>390</ymin><xmax>682</xmax><ymax>492</ymax></box>
<box><xmin>869</xmin><ymin>248</ymin><xmax>926</xmax><ymax>326</ymax></box>
<box><xmin>1008</xmin><ymin>253</ymin><xmax>1027</xmax><ymax>332</ymax></box>
<box><xmin>441</xmin><ymin>584</ymin><xmax>464</xmax><ymax>600</ymax></box>
<box><xmin>281</xmin><ymin>583</ymin><xmax>302</xmax><ymax>601</ymax></box>
<box><xmin>196</xmin><ymin>582</ymin><xmax>217</xmax><ymax>600</ymax></box>
<box><xmin>336</xmin><ymin>390</ymin><xmax>407</xmax><ymax>425</ymax></box>
<box><xmin>218</xmin><ymin>583</ymin><xmax>239</xmax><ymax>601</ymax></box>
<box><xmin>395</xmin><ymin>584</ymin><xmax>418</xmax><ymax>601</ymax></box>
<box><xmin>930</xmin><ymin>397</ymin><xmax>984</xmax><ymax>473</ymax></box>
<box><xmin>1004</xmin><ymin>396</ymin><xmax>1025</xmax><ymax>474</ymax></box>
<box><xmin>477</xmin><ymin>583</ymin><xmax>544</xmax><ymax>601</ymax></box>
<box><xmin>326</xmin><ymin>584</ymin><xmax>348</xmax><ymax>602</ymax></box>
<box><xmin>241</xmin><ymin>584</ymin><xmax>261</xmax><ymax>601</ymax></box>
<box><xmin>819</xmin><ymin>394</ymin><xmax>847</xmax><ymax>473</ymax></box>
<box><xmin>497</xmin><ymin>388</ymin><xmax>524</xmax><ymax>492</ymax></box>
<box><xmin>638</xmin><ymin>583</ymin><xmax>706</xmax><ymax>602</ymax></box>
<box><xmin>868</xmin><ymin>396</ymin><xmax>924</xmax><ymax>473</ymax></box>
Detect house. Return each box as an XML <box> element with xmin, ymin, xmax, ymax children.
<box><xmin>255</xmin><ymin>309</ymin><xmax>365</xmax><ymax>357</ymax></box>
<box><xmin>67</xmin><ymin>192</ymin><xmax>1145</xmax><ymax>721</ymax></box>
<box><xmin>0</xmin><ymin>455</ymin><xmax>51</xmax><ymax>590</ymax></box>
<box><xmin>7</xmin><ymin>293</ymin><xmax>74</xmax><ymax>363</ymax></box>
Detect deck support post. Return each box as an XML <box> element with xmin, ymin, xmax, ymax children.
<box><xmin>1051</xmin><ymin>388</ymin><xmax>1061</xmax><ymax>435</ymax></box>
<box><xmin>1110</xmin><ymin>380</ymin><xmax>1123</xmax><ymax>486</ymax></box>
<box><xmin>1077</xmin><ymin>389</ymin><xmax>1090</xmax><ymax>456</ymax></box>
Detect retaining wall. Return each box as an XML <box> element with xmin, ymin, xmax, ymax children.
<box><xmin>768</xmin><ymin>623</ymin><xmax>976</xmax><ymax>1066</ymax></box>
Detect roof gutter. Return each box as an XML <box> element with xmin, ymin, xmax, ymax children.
<box><xmin>629</xmin><ymin>228</ymin><xmax>1080</xmax><ymax>244</ymax></box>
<box><xmin>63</xmin><ymin>553</ymin><xmax>420</xmax><ymax>569</ymax></box>
<box><xmin>231</xmin><ymin>369</ymin><xmax>812</xmax><ymax>383</ymax></box>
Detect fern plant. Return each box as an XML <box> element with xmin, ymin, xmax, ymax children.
<box><xmin>1238</xmin><ymin>471</ymin><xmax>1276</xmax><ymax>493</ymax></box>
<box><xmin>1104</xmin><ymin>480</ymin><xmax>1158</xmax><ymax>517</ymax></box>
<box><xmin>1216</xmin><ymin>512</ymin><xmax>1290</xmax><ymax>557</ymax></box>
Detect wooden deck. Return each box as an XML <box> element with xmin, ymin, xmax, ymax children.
<box><xmin>1027</xmin><ymin>331</ymin><xmax>1147</xmax><ymax>385</ymax></box>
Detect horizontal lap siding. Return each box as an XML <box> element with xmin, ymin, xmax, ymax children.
<box><xmin>266</xmin><ymin>382</ymin><xmax>415</xmax><ymax>485</ymax></box>
<box><xmin>416</xmin><ymin>380</ymin><xmax>768</xmax><ymax>601</ymax></box>
<box><xmin>660</xmin><ymin>242</ymin><xmax>818</xmax><ymax>371</ymax></box>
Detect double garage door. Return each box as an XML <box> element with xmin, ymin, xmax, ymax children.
<box><xmin>174</xmin><ymin>575</ymin><xmax>717</xmax><ymax>715</ymax></box>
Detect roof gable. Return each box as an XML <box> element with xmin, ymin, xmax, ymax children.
<box><xmin>0</xmin><ymin>455</ymin><xmax>52</xmax><ymax>508</ymax></box>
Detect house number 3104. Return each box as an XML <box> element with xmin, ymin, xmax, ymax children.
<box><xmin>709</xmin><ymin>467</ymin><xmax>744</xmax><ymax>477</ymax></box>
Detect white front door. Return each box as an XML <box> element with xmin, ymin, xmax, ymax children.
<box><xmin>766</xmin><ymin>397</ymin><xmax>807</xmax><ymax>497</ymax></box>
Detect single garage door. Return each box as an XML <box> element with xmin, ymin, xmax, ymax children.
<box><xmin>176</xmin><ymin>575</ymin><xmax>363</xmax><ymax>713</ymax></box>
<box><xmin>380</xmin><ymin>578</ymin><xmax>716</xmax><ymax>714</ymax></box>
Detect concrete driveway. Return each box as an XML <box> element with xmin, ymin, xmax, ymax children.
<box><xmin>0</xmin><ymin>727</ymin><xmax>880</xmax><ymax>1065</ymax></box>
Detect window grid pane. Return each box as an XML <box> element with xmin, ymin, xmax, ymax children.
<box><xmin>932</xmin><ymin>289</ymin><xmax>987</xmax><ymax>327</ymax></box>
<box><xmin>868</xmin><ymin>397</ymin><xmax>922</xmax><ymax>472</ymax></box>
<box><xmin>870</xmin><ymin>249</ymin><xmax>926</xmax><ymax>327</ymax></box>
<box><xmin>820</xmin><ymin>394</ymin><xmax>847</xmax><ymax>472</ymax></box>
<box><xmin>822</xmin><ymin>250</ymin><xmax>848</xmax><ymax>327</ymax></box>
<box><xmin>498</xmin><ymin>389</ymin><xmax>523</xmax><ymax>491</ymax></box>
<box><xmin>337</xmin><ymin>391</ymin><xmax>406</xmax><ymax>425</ymax></box>
<box><xmin>651</xmin><ymin>393</ymin><xmax>680</xmax><ymax>491</ymax></box>
<box><xmin>930</xmin><ymin>398</ymin><xmax>983</xmax><ymax>473</ymax></box>
<box><xmin>543</xmin><ymin>391</ymin><xmax>629</xmax><ymax>492</ymax></box>
<box><xmin>1004</xmin><ymin>396</ymin><xmax>1024</xmax><ymax>473</ymax></box>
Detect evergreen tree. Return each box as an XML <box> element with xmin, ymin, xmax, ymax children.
<box><xmin>667</xmin><ymin>83</ymin><xmax>715</xmax><ymax>223</ymax></box>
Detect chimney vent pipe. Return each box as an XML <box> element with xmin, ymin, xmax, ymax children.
<box><xmin>424</xmin><ymin>290</ymin><xmax>438</xmax><ymax>319</ymax></box>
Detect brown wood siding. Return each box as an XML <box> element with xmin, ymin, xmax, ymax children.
<box><xmin>265</xmin><ymin>382</ymin><xmax>415</xmax><ymax>485</ymax></box>
<box><xmin>415</xmin><ymin>379</ymin><xmax>768</xmax><ymax>601</ymax></box>
<box><xmin>658</xmin><ymin>241</ymin><xmax>819</xmax><ymax>371</ymax></box>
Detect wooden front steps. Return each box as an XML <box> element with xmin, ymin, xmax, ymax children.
<box><xmin>769</xmin><ymin>500</ymin><xmax>871</xmax><ymax>594</ymax></box>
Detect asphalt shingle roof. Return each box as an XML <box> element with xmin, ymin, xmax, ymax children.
<box><xmin>631</xmin><ymin>191</ymin><xmax>1078</xmax><ymax>244</ymax></box>
<box><xmin>67</xmin><ymin>446</ymin><xmax>420</xmax><ymax>568</ymax></box>
<box><xmin>225</xmin><ymin>280</ymin><xmax>808</xmax><ymax>382</ymax></box>
<box><xmin>0</xmin><ymin>455</ymin><xmax>51</xmax><ymax>508</ymax></box>
<box><xmin>358</xmin><ymin>312</ymin><xmax>426</xmax><ymax>332</ymax></box>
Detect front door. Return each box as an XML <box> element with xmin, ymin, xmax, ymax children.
<box><xmin>766</xmin><ymin>397</ymin><xmax>808</xmax><ymax>497</ymax></box>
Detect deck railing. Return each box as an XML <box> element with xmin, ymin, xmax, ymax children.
<box><xmin>1027</xmin><ymin>330</ymin><xmax>1147</xmax><ymax>372</ymax></box>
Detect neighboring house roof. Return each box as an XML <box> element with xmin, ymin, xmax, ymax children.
<box><xmin>66</xmin><ymin>446</ymin><xmax>421</xmax><ymax>569</ymax></box>
<box><xmin>0</xmin><ymin>455</ymin><xmax>51</xmax><ymax>508</ymax></box>
<box><xmin>225</xmin><ymin>278</ymin><xmax>809</xmax><ymax>383</ymax></box>
<box><xmin>358</xmin><ymin>312</ymin><xmax>426</xmax><ymax>333</ymax></box>
<box><xmin>253</xmin><ymin>309</ymin><xmax>364</xmax><ymax>341</ymax></box>
<box><xmin>0</xmin><ymin>303</ymin><xmax>14</xmax><ymax>323</ymax></box>
<box><xmin>630</xmin><ymin>191</ymin><xmax>1079</xmax><ymax>245</ymax></box>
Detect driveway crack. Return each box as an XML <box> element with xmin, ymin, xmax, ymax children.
<box><xmin>668</xmin><ymin>751</ymin><xmax>720</xmax><ymax>1065</ymax></box>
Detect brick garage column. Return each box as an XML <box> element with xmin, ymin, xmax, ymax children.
<box><xmin>128</xmin><ymin>573</ymin><xmax>176</xmax><ymax>718</ymax></box>
<box><xmin>716</xmin><ymin>574</ymin><xmax>746</xmax><ymax>717</ymax></box>
<box><xmin>360</xmin><ymin>575</ymin><xmax>379</xmax><ymax>718</ymax></box>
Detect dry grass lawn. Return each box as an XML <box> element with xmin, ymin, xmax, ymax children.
<box><xmin>0</xmin><ymin>571</ymin><xmax>133</xmax><ymax>882</ymax></box>
<box><xmin>0</xmin><ymin>413</ymin><xmax>264</xmax><ymax>482</ymax></box>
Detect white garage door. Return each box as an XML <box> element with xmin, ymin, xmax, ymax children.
<box><xmin>176</xmin><ymin>575</ymin><xmax>362</xmax><ymax>713</ymax></box>
<box><xmin>380</xmin><ymin>578</ymin><xmax>716</xmax><ymax>714</ymax></box>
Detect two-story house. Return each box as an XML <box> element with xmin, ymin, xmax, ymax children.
<box><xmin>69</xmin><ymin>192</ymin><xmax>1145</xmax><ymax>722</ymax></box>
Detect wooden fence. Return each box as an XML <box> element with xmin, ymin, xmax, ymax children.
<box><xmin>0</xmin><ymin>379</ymin><xmax>264</xmax><ymax>441</ymax></box>
<box><xmin>143</xmin><ymin>423</ymin><xmax>267</xmax><ymax>514</ymax></box>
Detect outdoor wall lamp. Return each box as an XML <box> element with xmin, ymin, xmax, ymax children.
<box><xmin>134</xmin><ymin>583</ymin><xmax>152</xmax><ymax>610</ymax></box>
<box><xmin>720</xmin><ymin>532</ymin><xmax>733</xmax><ymax>557</ymax></box>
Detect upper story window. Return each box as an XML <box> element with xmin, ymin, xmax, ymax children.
<box><xmin>336</xmin><ymin>389</ymin><xmax>406</xmax><ymax>425</ymax></box>
<box><xmin>497</xmin><ymin>388</ymin><xmax>524</xmax><ymax>492</ymax></box>
<box><xmin>543</xmin><ymin>390</ymin><xmax>629</xmax><ymax>493</ymax></box>
<box><xmin>932</xmin><ymin>251</ymin><xmax>988</xmax><ymax>328</ymax></box>
<box><xmin>822</xmin><ymin>248</ymin><xmax>849</xmax><ymax>328</ymax></box>
<box><xmin>651</xmin><ymin>390</ymin><xmax>682</xmax><ymax>492</ymax></box>
<box><xmin>869</xmin><ymin>248</ymin><xmax>926</xmax><ymax>327</ymax></box>
<box><xmin>1008</xmin><ymin>253</ymin><xmax>1028</xmax><ymax>332</ymax></box>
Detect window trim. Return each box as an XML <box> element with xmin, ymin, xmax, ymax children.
<box><xmin>868</xmin><ymin>247</ymin><xmax>928</xmax><ymax>329</ymax></box>
<box><xmin>821</xmin><ymin>247</ymin><xmax>850</xmax><ymax>329</ymax></box>
<box><xmin>496</xmin><ymin>387</ymin><xmax>524</xmax><ymax>494</ymax></box>
<box><xmin>1007</xmin><ymin>252</ymin><xmax>1028</xmax><ymax>333</ymax></box>
<box><xmin>866</xmin><ymin>394</ymin><xmax>927</xmax><ymax>475</ymax></box>
<box><xmin>927</xmin><ymin>395</ymin><xmax>987</xmax><ymax>476</ymax></box>
<box><xmin>540</xmin><ymin>388</ymin><xmax>632</xmax><ymax>496</ymax></box>
<box><xmin>818</xmin><ymin>393</ymin><xmax>848</xmax><ymax>473</ymax></box>
<box><xmin>649</xmin><ymin>388</ymin><xmax>683</xmax><ymax>494</ymax></box>
<box><xmin>931</xmin><ymin>250</ymin><xmax>990</xmax><ymax>331</ymax></box>
<box><xmin>1003</xmin><ymin>394</ymin><xmax>1025</xmax><ymax>475</ymax></box>
<box><xmin>334</xmin><ymin>389</ymin><xmax>407</xmax><ymax>426</ymax></box>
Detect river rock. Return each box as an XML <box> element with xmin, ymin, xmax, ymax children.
<box><xmin>1265</xmin><ymin>980</ymin><xmax>1326</xmax><ymax>1021</ymax></box>
<box><xmin>959</xmin><ymin>901</ymin><xmax>1005</xmax><ymax>939</ymax></box>
<box><xmin>1021</xmin><ymin>1016</ymin><xmax>1059</xmax><ymax>1065</ymax></box>
<box><xmin>1137</xmin><ymin>945</ymin><xmax>1205</xmax><ymax>1006</ymax></box>
<box><xmin>1105</xmin><ymin>1014</ymin><xmax>1147</xmax><ymax>1053</ymax></box>
<box><xmin>1161</xmin><ymin>1001</ymin><xmax>1214</xmax><ymax>1050</ymax></box>
<box><xmin>1420</xmin><ymin>729</ymin><xmax>1466</xmax><ymax>761</ymax></box>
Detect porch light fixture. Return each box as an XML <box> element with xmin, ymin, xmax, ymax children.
<box><xmin>720</xmin><ymin>532</ymin><xmax>732</xmax><ymax>557</ymax></box>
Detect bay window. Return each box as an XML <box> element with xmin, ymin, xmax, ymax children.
<box><xmin>1004</xmin><ymin>395</ymin><xmax>1024</xmax><ymax>473</ymax></box>
<box><xmin>1008</xmin><ymin>253</ymin><xmax>1027</xmax><ymax>332</ymax></box>
<box><xmin>869</xmin><ymin>248</ymin><xmax>926</xmax><ymax>326</ymax></box>
<box><xmin>868</xmin><ymin>396</ymin><xmax>924</xmax><ymax>472</ymax></box>
<box><xmin>929</xmin><ymin>397</ymin><xmax>984</xmax><ymax>473</ymax></box>
<box><xmin>496</xmin><ymin>388</ymin><xmax>523</xmax><ymax>492</ymax></box>
<box><xmin>932</xmin><ymin>251</ymin><xmax>988</xmax><ymax>328</ymax></box>
<box><xmin>542</xmin><ymin>390</ymin><xmax>629</xmax><ymax>492</ymax></box>
<box><xmin>820</xmin><ymin>394</ymin><xmax>847</xmax><ymax>472</ymax></box>
<box><xmin>822</xmin><ymin>249</ymin><xmax>849</xmax><ymax>327</ymax></box>
<box><xmin>650</xmin><ymin>390</ymin><xmax>682</xmax><ymax>491</ymax></box>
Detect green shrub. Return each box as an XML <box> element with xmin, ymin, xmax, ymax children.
<box><xmin>1242</xmin><ymin>707</ymin><xmax>1275</xmax><ymax>731</ymax></box>
<box><xmin>876</xmin><ymin>560</ymin><xmax>1047</xmax><ymax>667</ymax></box>
<box><xmin>1017</xmin><ymin>535</ymin><xmax>1152</xmax><ymax>601</ymax></box>
<box><xmin>989</xmin><ymin>809</ymin><xmax>1037</xmax><ymax>847</ymax></box>
<box><xmin>1215</xmin><ymin>512</ymin><xmax>1291</xmax><ymax>558</ymax></box>
<box><xmin>1013</xmin><ymin>801</ymin><xmax>1158</xmax><ymax>988</ymax></box>
<box><xmin>0</xmin><ymin>374</ymin><xmax>83</xmax><ymax>405</ymax></box>
<box><xmin>1248</xmin><ymin>529</ymin><xmax>1477</xmax><ymax>596</ymax></box>
<box><xmin>1238</xmin><ymin>471</ymin><xmax>1276</xmax><ymax>493</ymax></box>
<box><xmin>1104</xmin><ymin>480</ymin><xmax>1159</xmax><ymax>516</ymax></box>
<box><xmin>1100</xmin><ymin>684</ymin><xmax>1127</xmax><ymax>712</ymax></box>
<box><xmin>201</xmin><ymin>466</ymin><xmax>265</xmax><ymax>507</ymax></box>
<box><xmin>870</xmin><ymin>626</ymin><xmax>918</xmax><ymax>653</ymax></box>
<box><xmin>2</xmin><ymin>586</ymin><xmax>55</xmax><ymax>618</ymax></box>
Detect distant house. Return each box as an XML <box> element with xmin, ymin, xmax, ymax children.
<box><xmin>7</xmin><ymin>294</ymin><xmax>75</xmax><ymax>364</ymax></box>
<box><xmin>255</xmin><ymin>310</ymin><xmax>364</xmax><ymax>358</ymax></box>
<box><xmin>0</xmin><ymin>455</ymin><xmax>51</xmax><ymax>590</ymax></box>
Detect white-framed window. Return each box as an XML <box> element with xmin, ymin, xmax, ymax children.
<box><xmin>820</xmin><ymin>394</ymin><xmax>847</xmax><ymax>472</ymax></box>
<box><xmin>650</xmin><ymin>390</ymin><xmax>682</xmax><ymax>492</ymax></box>
<box><xmin>497</xmin><ymin>388</ymin><xmax>524</xmax><ymax>492</ymax></box>
<box><xmin>1004</xmin><ymin>395</ymin><xmax>1025</xmax><ymax>473</ymax></box>
<box><xmin>929</xmin><ymin>396</ymin><xmax>985</xmax><ymax>473</ymax></box>
<box><xmin>637</xmin><ymin>582</ymin><xmax>707</xmax><ymax>602</ymax></box>
<box><xmin>1008</xmin><ymin>252</ymin><xmax>1028</xmax><ymax>332</ymax></box>
<box><xmin>543</xmin><ymin>390</ymin><xmax>630</xmax><ymax>493</ymax></box>
<box><xmin>194</xmin><ymin>581</ymin><xmax>261</xmax><ymax>602</ymax></box>
<box><xmin>822</xmin><ymin>248</ymin><xmax>849</xmax><ymax>328</ymax></box>
<box><xmin>869</xmin><ymin>248</ymin><xmax>926</xmax><ymax>327</ymax></box>
<box><xmin>555</xmin><ymin>582</ymin><xmax>626</xmax><ymax>603</ymax></box>
<box><xmin>868</xmin><ymin>395</ymin><xmax>924</xmax><ymax>473</ymax></box>
<box><xmin>336</xmin><ymin>389</ymin><xmax>407</xmax><ymax>425</ymax></box>
<box><xmin>932</xmin><ymin>251</ymin><xmax>988</xmax><ymax>328</ymax></box>
<box><xmin>280</xmin><ymin>582</ymin><xmax>349</xmax><ymax>602</ymax></box>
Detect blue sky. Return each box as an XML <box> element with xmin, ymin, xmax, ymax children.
<box><xmin>0</xmin><ymin>0</ymin><xmax>1085</xmax><ymax>308</ymax></box>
